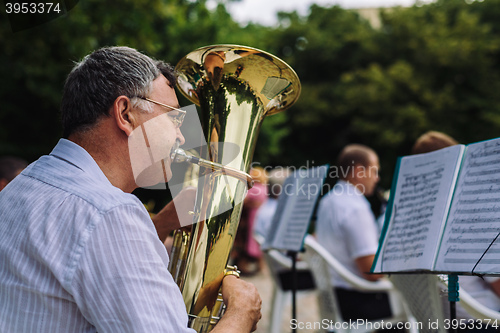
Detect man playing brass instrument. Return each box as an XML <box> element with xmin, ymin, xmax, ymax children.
<box><xmin>0</xmin><ymin>46</ymin><xmax>261</xmax><ymax>332</ymax></box>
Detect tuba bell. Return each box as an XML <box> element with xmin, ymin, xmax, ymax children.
<box><xmin>168</xmin><ymin>45</ymin><xmax>300</xmax><ymax>332</ymax></box>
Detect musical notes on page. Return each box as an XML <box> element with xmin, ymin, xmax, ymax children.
<box><xmin>436</xmin><ymin>138</ymin><xmax>500</xmax><ymax>274</ymax></box>
<box><xmin>262</xmin><ymin>165</ymin><xmax>329</xmax><ymax>252</ymax></box>
<box><xmin>373</xmin><ymin>145</ymin><xmax>465</xmax><ymax>273</ymax></box>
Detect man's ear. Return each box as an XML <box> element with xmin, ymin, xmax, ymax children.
<box><xmin>112</xmin><ymin>95</ymin><xmax>138</xmax><ymax>136</ymax></box>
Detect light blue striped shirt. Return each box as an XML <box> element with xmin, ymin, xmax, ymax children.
<box><xmin>0</xmin><ymin>139</ymin><xmax>195</xmax><ymax>332</ymax></box>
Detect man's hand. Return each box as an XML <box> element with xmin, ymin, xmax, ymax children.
<box><xmin>211</xmin><ymin>276</ymin><xmax>262</xmax><ymax>333</ymax></box>
<box><xmin>151</xmin><ymin>186</ymin><xmax>196</xmax><ymax>241</ymax></box>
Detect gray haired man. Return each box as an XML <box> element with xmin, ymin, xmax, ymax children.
<box><xmin>0</xmin><ymin>46</ymin><xmax>261</xmax><ymax>333</ymax></box>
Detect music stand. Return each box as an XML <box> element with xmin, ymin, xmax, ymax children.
<box><xmin>262</xmin><ymin>165</ymin><xmax>329</xmax><ymax>332</ymax></box>
<box><xmin>448</xmin><ymin>274</ymin><xmax>459</xmax><ymax>333</ymax></box>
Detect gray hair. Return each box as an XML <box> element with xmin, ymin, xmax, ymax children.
<box><xmin>61</xmin><ymin>46</ymin><xmax>176</xmax><ymax>138</ymax></box>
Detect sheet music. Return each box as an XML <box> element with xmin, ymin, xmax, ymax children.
<box><xmin>436</xmin><ymin>138</ymin><xmax>500</xmax><ymax>274</ymax></box>
<box><xmin>263</xmin><ymin>165</ymin><xmax>328</xmax><ymax>252</ymax></box>
<box><xmin>374</xmin><ymin>145</ymin><xmax>464</xmax><ymax>273</ymax></box>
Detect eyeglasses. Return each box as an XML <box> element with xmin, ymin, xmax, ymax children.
<box><xmin>139</xmin><ymin>97</ymin><xmax>186</xmax><ymax>128</ymax></box>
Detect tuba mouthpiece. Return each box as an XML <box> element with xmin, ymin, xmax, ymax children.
<box><xmin>170</xmin><ymin>147</ymin><xmax>198</xmax><ymax>164</ymax></box>
<box><xmin>171</xmin><ymin>147</ymin><xmax>253</xmax><ymax>188</ymax></box>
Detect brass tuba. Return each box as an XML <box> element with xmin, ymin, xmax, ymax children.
<box><xmin>168</xmin><ymin>45</ymin><xmax>300</xmax><ymax>332</ymax></box>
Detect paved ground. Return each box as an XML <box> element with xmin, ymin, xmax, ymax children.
<box><xmin>241</xmin><ymin>265</ymin><xmax>321</xmax><ymax>333</ymax></box>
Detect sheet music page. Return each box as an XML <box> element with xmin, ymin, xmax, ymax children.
<box><xmin>263</xmin><ymin>165</ymin><xmax>328</xmax><ymax>252</ymax></box>
<box><xmin>261</xmin><ymin>175</ymin><xmax>294</xmax><ymax>250</ymax></box>
<box><xmin>373</xmin><ymin>145</ymin><xmax>464</xmax><ymax>273</ymax></box>
<box><xmin>436</xmin><ymin>137</ymin><xmax>500</xmax><ymax>274</ymax></box>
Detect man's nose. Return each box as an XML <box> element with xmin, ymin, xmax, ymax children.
<box><xmin>176</xmin><ymin>127</ymin><xmax>186</xmax><ymax>145</ymax></box>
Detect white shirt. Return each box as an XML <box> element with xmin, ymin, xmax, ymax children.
<box><xmin>315</xmin><ymin>180</ymin><xmax>380</xmax><ymax>289</ymax></box>
<box><xmin>0</xmin><ymin>139</ymin><xmax>195</xmax><ymax>332</ymax></box>
<box><xmin>457</xmin><ymin>276</ymin><xmax>500</xmax><ymax>319</ymax></box>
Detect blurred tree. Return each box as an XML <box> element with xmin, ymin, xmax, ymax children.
<box><xmin>253</xmin><ymin>5</ymin><xmax>380</xmax><ymax>168</ymax></box>
<box><xmin>0</xmin><ymin>0</ymin><xmax>270</xmax><ymax>210</ymax></box>
<box><xmin>252</xmin><ymin>0</ymin><xmax>500</xmax><ymax>190</ymax></box>
<box><xmin>0</xmin><ymin>0</ymin><xmax>268</xmax><ymax>160</ymax></box>
<box><xmin>3</xmin><ymin>0</ymin><xmax>500</xmax><ymax>193</ymax></box>
<box><xmin>344</xmin><ymin>0</ymin><xmax>500</xmax><ymax>183</ymax></box>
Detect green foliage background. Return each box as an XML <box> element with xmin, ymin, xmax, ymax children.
<box><xmin>2</xmin><ymin>0</ymin><xmax>500</xmax><ymax>200</ymax></box>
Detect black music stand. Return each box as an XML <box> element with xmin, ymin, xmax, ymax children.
<box><xmin>262</xmin><ymin>165</ymin><xmax>329</xmax><ymax>333</ymax></box>
<box><xmin>448</xmin><ymin>274</ymin><xmax>459</xmax><ymax>333</ymax></box>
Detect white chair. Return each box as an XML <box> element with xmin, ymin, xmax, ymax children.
<box><xmin>388</xmin><ymin>274</ymin><xmax>447</xmax><ymax>333</ymax></box>
<box><xmin>389</xmin><ymin>274</ymin><xmax>500</xmax><ymax>333</ymax></box>
<box><xmin>303</xmin><ymin>235</ymin><xmax>415</xmax><ymax>333</ymax></box>
<box><xmin>254</xmin><ymin>233</ymin><xmax>315</xmax><ymax>333</ymax></box>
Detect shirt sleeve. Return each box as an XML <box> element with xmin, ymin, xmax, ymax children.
<box><xmin>342</xmin><ymin>203</ymin><xmax>380</xmax><ymax>260</ymax></box>
<box><xmin>71</xmin><ymin>204</ymin><xmax>195</xmax><ymax>333</ymax></box>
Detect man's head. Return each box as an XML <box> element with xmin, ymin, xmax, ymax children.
<box><xmin>61</xmin><ymin>46</ymin><xmax>176</xmax><ymax>138</ymax></box>
<box><xmin>0</xmin><ymin>156</ymin><xmax>28</xmax><ymax>190</ymax></box>
<box><xmin>411</xmin><ymin>131</ymin><xmax>458</xmax><ymax>155</ymax></box>
<box><xmin>337</xmin><ymin>144</ymin><xmax>380</xmax><ymax>196</ymax></box>
<box><xmin>267</xmin><ymin>167</ymin><xmax>291</xmax><ymax>199</ymax></box>
<box><xmin>61</xmin><ymin>46</ymin><xmax>185</xmax><ymax>191</ymax></box>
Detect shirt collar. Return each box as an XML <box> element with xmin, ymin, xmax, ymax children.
<box><xmin>50</xmin><ymin>138</ymin><xmax>112</xmax><ymax>186</ymax></box>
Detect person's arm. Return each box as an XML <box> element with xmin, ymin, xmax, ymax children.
<box><xmin>346</xmin><ymin>202</ymin><xmax>383</xmax><ymax>281</ymax></box>
<box><xmin>152</xmin><ymin>186</ymin><xmax>196</xmax><ymax>241</ymax></box>
<box><xmin>211</xmin><ymin>276</ymin><xmax>262</xmax><ymax>333</ymax></box>
<box><xmin>355</xmin><ymin>254</ymin><xmax>384</xmax><ymax>281</ymax></box>
<box><xmin>488</xmin><ymin>278</ymin><xmax>500</xmax><ymax>298</ymax></box>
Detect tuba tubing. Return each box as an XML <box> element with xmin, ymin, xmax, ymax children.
<box><xmin>171</xmin><ymin>147</ymin><xmax>254</xmax><ymax>189</ymax></box>
<box><xmin>168</xmin><ymin>45</ymin><xmax>301</xmax><ymax>332</ymax></box>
